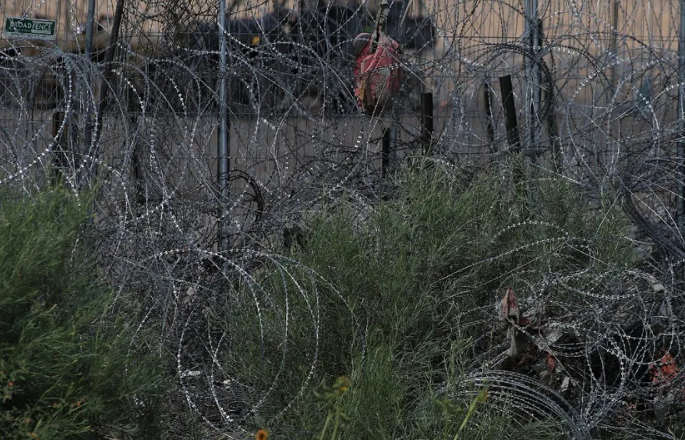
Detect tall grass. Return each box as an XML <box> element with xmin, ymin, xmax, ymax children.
<box><xmin>212</xmin><ymin>158</ymin><xmax>636</xmax><ymax>438</ymax></box>
<box><xmin>0</xmin><ymin>158</ymin><xmax>636</xmax><ymax>438</ymax></box>
<box><xmin>0</xmin><ymin>186</ymin><xmax>168</xmax><ymax>439</ymax></box>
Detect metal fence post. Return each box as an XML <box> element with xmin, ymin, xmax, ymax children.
<box><xmin>525</xmin><ymin>0</ymin><xmax>540</xmax><ymax>158</ymax></box>
<box><xmin>91</xmin><ymin>0</ymin><xmax>124</xmax><ymax>181</ymax></box>
<box><xmin>83</xmin><ymin>0</ymin><xmax>96</xmax><ymax>180</ymax></box>
<box><xmin>218</xmin><ymin>0</ymin><xmax>230</xmax><ymax>262</ymax></box>
<box><xmin>51</xmin><ymin>111</ymin><xmax>68</xmax><ymax>184</ymax></box>
<box><xmin>679</xmin><ymin>0</ymin><xmax>685</xmax><ymax>232</ymax></box>
<box><xmin>382</xmin><ymin>128</ymin><xmax>391</xmax><ymax>179</ymax></box>
<box><xmin>499</xmin><ymin>75</ymin><xmax>521</xmax><ymax>153</ymax></box>
<box><xmin>421</xmin><ymin>92</ymin><xmax>434</xmax><ymax>155</ymax></box>
<box><xmin>483</xmin><ymin>79</ymin><xmax>496</xmax><ymax>152</ymax></box>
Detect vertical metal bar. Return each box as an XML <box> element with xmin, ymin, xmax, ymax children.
<box><xmin>51</xmin><ymin>111</ymin><xmax>68</xmax><ymax>185</ymax></box>
<box><xmin>525</xmin><ymin>0</ymin><xmax>539</xmax><ymax>156</ymax></box>
<box><xmin>524</xmin><ymin>0</ymin><xmax>532</xmax><ymax>148</ymax></box>
<box><xmin>55</xmin><ymin>0</ymin><xmax>62</xmax><ymax>39</ymax></box>
<box><xmin>381</xmin><ymin>127</ymin><xmax>391</xmax><ymax>201</ymax></box>
<box><xmin>608</xmin><ymin>0</ymin><xmax>619</xmax><ymax>177</ymax></box>
<box><xmin>534</xmin><ymin>17</ymin><xmax>542</xmax><ymax>157</ymax></box>
<box><xmin>218</xmin><ymin>0</ymin><xmax>230</xmax><ymax>258</ymax></box>
<box><xmin>609</xmin><ymin>0</ymin><xmax>619</xmax><ymax>94</ymax></box>
<box><xmin>678</xmin><ymin>0</ymin><xmax>685</xmax><ymax>231</ymax></box>
<box><xmin>85</xmin><ymin>0</ymin><xmax>96</xmax><ymax>59</ymax></box>
<box><xmin>543</xmin><ymin>79</ymin><xmax>561</xmax><ymax>172</ymax></box>
<box><xmin>398</xmin><ymin>0</ymin><xmax>415</xmax><ymax>32</ymax></box>
<box><xmin>64</xmin><ymin>0</ymin><xmax>71</xmax><ymax>39</ymax></box>
<box><xmin>421</xmin><ymin>92</ymin><xmax>433</xmax><ymax>155</ymax></box>
<box><xmin>500</xmin><ymin>75</ymin><xmax>521</xmax><ymax>153</ymax></box>
<box><xmin>390</xmin><ymin>123</ymin><xmax>398</xmax><ymax>166</ymax></box>
<box><xmin>537</xmin><ymin>18</ymin><xmax>543</xmax><ymax>105</ymax></box>
<box><xmin>91</xmin><ymin>0</ymin><xmax>125</xmax><ymax>178</ymax></box>
<box><xmin>537</xmin><ymin>18</ymin><xmax>560</xmax><ymax>172</ymax></box>
<box><xmin>483</xmin><ymin>80</ymin><xmax>496</xmax><ymax>151</ymax></box>
<box><xmin>382</xmin><ymin>128</ymin><xmax>391</xmax><ymax>179</ymax></box>
<box><xmin>83</xmin><ymin>0</ymin><xmax>96</xmax><ymax>156</ymax></box>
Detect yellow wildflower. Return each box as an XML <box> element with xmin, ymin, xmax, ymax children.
<box><xmin>335</xmin><ymin>376</ymin><xmax>350</xmax><ymax>393</ymax></box>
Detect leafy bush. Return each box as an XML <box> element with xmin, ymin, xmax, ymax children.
<box><xmin>0</xmin><ymin>187</ymin><xmax>168</xmax><ymax>439</ymax></box>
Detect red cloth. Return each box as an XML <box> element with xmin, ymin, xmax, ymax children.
<box><xmin>354</xmin><ymin>32</ymin><xmax>403</xmax><ymax>116</ymax></box>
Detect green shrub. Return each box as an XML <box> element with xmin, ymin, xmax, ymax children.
<box><xmin>0</xmin><ymin>187</ymin><xmax>168</xmax><ymax>439</ymax></box>
<box><xmin>209</xmin><ymin>159</ymin><xmax>637</xmax><ymax>438</ymax></box>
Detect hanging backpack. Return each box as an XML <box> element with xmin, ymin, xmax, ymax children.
<box><xmin>352</xmin><ymin>31</ymin><xmax>403</xmax><ymax>116</ymax></box>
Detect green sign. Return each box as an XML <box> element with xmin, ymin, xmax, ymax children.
<box><xmin>4</xmin><ymin>17</ymin><xmax>56</xmax><ymax>40</ymax></box>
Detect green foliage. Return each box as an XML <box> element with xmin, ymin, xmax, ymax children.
<box><xmin>206</xmin><ymin>159</ymin><xmax>637</xmax><ymax>438</ymax></box>
<box><xmin>0</xmin><ymin>187</ymin><xmax>168</xmax><ymax>439</ymax></box>
<box><xmin>315</xmin><ymin>376</ymin><xmax>350</xmax><ymax>440</ymax></box>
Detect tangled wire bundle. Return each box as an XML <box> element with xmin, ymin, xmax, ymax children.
<box><xmin>2</xmin><ymin>0</ymin><xmax>685</xmax><ymax>437</ymax></box>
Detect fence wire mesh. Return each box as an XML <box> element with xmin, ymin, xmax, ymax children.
<box><xmin>2</xmin><ymin>0</ymin><xmax>685</xmax><ymax>437</ymax></box>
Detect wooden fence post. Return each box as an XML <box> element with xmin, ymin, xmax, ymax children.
<box><xmin>499</xmin><ymin>75</ymin><xmax>521</xmax><ymax>153</ymax></box>
<box><xmin>483</xmin><ymin>80</ymin><xmax>496</xmax><ymax>152</ymax></box>
<box><xmin>382</xmin><ymin>127</ymin><xmax>391</xmax><ymax>179</ymax></box>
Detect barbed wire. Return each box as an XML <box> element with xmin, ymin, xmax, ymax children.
<box><xmin>2</xmin><ymin>0</ymin><xmax>685</xmax><ymax>437</ymax></box>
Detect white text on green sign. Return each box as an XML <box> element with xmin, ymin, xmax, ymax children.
<box><xmin>4</xmin><ymin>17</ymin><xmax>56</xmax><ymax>40</ymax></box>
